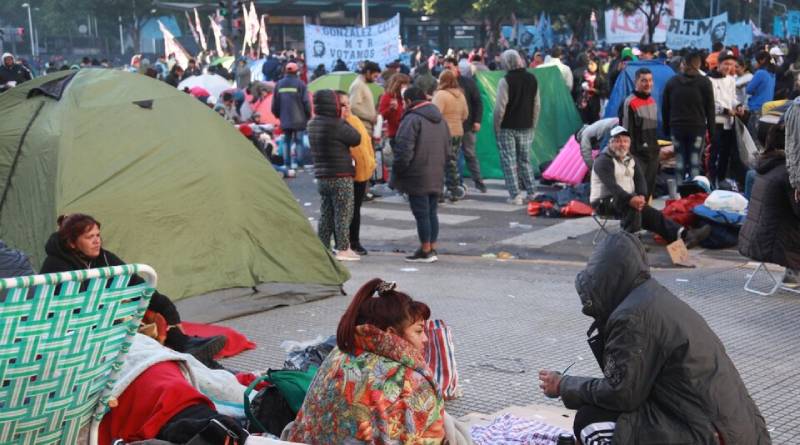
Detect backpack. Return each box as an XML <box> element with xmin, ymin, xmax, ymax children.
<box><xmin>243</xmin><ymin>367</ymin><xmax>318</xmax><ymax>436</ymax></box>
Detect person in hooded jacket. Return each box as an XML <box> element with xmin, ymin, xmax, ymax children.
<box><xmin>0</xmin><ymin>52</ymin><xmax>33</xmax><ymax>90</ymax></box>
<box><xmin>307</xmin><ymin>89</ymin><xmax>362</xmax><ymax>262</ymax></box>
<box><xmin>739</xmin><ymin>123</ymin><xmax>800</xmax><ymax>288</ymax></box>
<box><xmin>272</xmin><ymin>62</ymin><xmax>312</xmax><ymax>177</ymax></box>
<box><xmin>538</xmin><ymin>231</ymin><xmax>772</xmax><ymax>445</ymax></box>
<box><xmin>391</xmin><ymin>87</ymin><xmax>450</xmax><ymax>263</ymax></box>
<box><xmin>39</xmin><ymin>213</ymin><xmax>227</xmax><ymax>366</ymax></box>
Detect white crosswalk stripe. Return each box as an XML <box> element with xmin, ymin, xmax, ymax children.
<box><xmin>361</xmin><ymin>207</ymin><xmax>479</xmax><ymax>225</ymax></box>
<box><xmin>499</xmin><ymin>217</ymin><xmax>620</xmax><ymax>248</ymax></box>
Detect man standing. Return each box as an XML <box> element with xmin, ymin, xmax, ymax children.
<box><xmin>709</xmin><ymin>51</ymin><xmax>745</xmax><ymax>187</ymax></box>
<box><xmin>443</xmin><ymin>57</ymin><xmax>486</xmax><ymax>193</ymax></box>
<box><xmin>538</xmin><ymin>232</ymin><xmax>771</xmax><ymax>445</ymax></box>
<box><xmin>662</xmin><ymin>52</ymin><xmax>715</xmax><ymax>184</ymax></box>
<box><xmin>620</xmin><ymin>68</ymin><xmax>660</xmax><ymax>198</ymax></box>
<box><xmin>494</xmin><ymin>49</ymin><xmax>540</xmax><ymax>205</ymax></box>
<box><xmin>349</xmin><ymin>61</ymin><xmax>381</xmax><ymax>137</ymax></box>
<box><xmin>272</xmin><ymin>62</ymin><xmax>311</xmax><ymax>178</ymax></box>
<box><xmin>541</xmin><ymin>46</ymin><xmax>573</xmax><ymax>92</ymax></box>
<box><xmin>0</xmin><ymin>53</ymin><xmax>32</xmax><ymax>89</ymax></box>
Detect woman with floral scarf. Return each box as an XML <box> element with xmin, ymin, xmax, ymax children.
<box><xmin>287</xmin><ymin>279</ymin><xmax>445</xmax><ymax>444</ymax></box>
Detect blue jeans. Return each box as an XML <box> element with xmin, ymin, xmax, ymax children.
<box><xmin>670</xmin><ymin>127</ymin><xmax>705</xmax><ymax>184</ymax></box>
<box><xmin>408</xmin><ymin>194</ymin><xmax>439</xmax><ymax>244</ymax></box>
<box><xmin>282</xmin><ymin>130</ymin><xmax>306</xmax><ymax>168</ymax></box>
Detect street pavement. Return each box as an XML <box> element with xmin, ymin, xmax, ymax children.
<box><xmin>203</xmin><ymin>170</ymin><xmax>799</xmax><ymax>442</ymax></box>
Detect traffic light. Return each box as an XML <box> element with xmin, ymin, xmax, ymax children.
<box><xmin>218</xmin><ymin>1</ymin><xmax>228</xmax><ymax>17</ymax></box>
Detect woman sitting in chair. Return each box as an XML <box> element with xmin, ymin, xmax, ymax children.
<box><xmin>286</xmin><ymin>278</ymin><xmax>446</xmax><ymax>444</ymax></box>
<box><xmin>40</xmin><ymin>213</ymin><xmax>226</xmax><ymax>364</ymax></box>
<box><xmin>739</xmin><ymin>123</ymin><xmax>800</xmax><ymax>288</ymax></box>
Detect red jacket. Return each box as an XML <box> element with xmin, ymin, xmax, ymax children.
<box><xmin>379</xmin><ymin>92</ymin><xmax>404</xmax><ymax>138</ymax></box>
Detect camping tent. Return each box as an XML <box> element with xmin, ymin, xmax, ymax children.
<box><xmin>473</xmin><ymin>66</ymin><xmax>583</xmax><ymax>179</ymax></box>
<box><xmin>604</xmin><ymin>60</ymin><xmax>676</xmax><ymax>138</ymax></box>
<box><xmin>308</xmin><ymin>72</ymin><xmax>383</xmax><ymax>105</ymax></box>
<box><xmin>0</xmin><ymin>69</ymin><xmax>349</xmax><ymax>302</ymax></box>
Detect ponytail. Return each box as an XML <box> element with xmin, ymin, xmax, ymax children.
<box><xmin>336</xmin><ymin>278</ymin><xmax>430</xmax><ymax>354</ymax></box>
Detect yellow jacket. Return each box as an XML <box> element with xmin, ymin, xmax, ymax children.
<box><xmin>346</xmin><ymin>114</ymin><xmax>377</xmax><ymax>182</ymax></box>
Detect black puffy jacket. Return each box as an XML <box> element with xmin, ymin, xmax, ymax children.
<box><xmin>390</xmin><ymin>101</ymin><xmax>449</xmax><ymax>196</ymax></box>
<box><xmin>561</xmin><ymin>232</ymin><xmax>771</xmax><ymax>445</ymax></box>
<box><xmin>739</xmin><ymin>152</ymin><xmax>800</xmax><ymax>269</ymax></box>
<box><xmin>307</xmin><ymin>90</ymin><xmax>360</xmax><ymax>178</ymax></box>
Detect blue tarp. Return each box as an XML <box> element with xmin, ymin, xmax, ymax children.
<box><xmin>725</xmin><ymin>21</ymin><xmax>754</xmax><ymax>48</ymax></box>
<box><xmin>604</xmin><ymin>60</ymin><xmax>676</xmax><ymax>139</ymax></box>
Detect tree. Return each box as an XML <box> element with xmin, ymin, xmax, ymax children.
<box><xmin>613</xmin><ymin>0</ymin><xmax>670</xmax><ymax>44</ymax></box>
<box><xmin>550</xmin><ymin>0</ymin><xmax>605</xmax><ymax>43</ymax></box>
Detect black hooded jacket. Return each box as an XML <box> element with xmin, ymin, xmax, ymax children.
<box><xmin>662</xmin><ymin>72</ymin><xmax>715</xmax><ymax>138</ymax></box>
<box><xmin>390</xmin><ymin>101</ymin><xmax>449</xmax><ymax>196</ymax></box>
<box><xmin>561</xmin><ymin>232</ymin><xmax>771</xmax><ymax>444</ymax></box>
<box><xmin>40</xmin><ymin>232</ymin><xmax>180</xmax><ymax>324</ymax></box>
<box><xmin>738</xmin><ymin>151</ymin><xmax>800</xmax><ymax>269</ymax></box>
<box><xmin>307</xmin><ymin>90</ymin><xmax>360</xmax><ymax>178</ymax></box>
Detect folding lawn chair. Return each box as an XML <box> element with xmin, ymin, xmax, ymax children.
<box><xmin>591</xmin><ymin>200</ymin><xmax>621</xmax><ymax>246</ymax></box>
<box><xmin>743</xmin><ymin>262</ymin><xmax>800</xmax><ymax>297</ymax></box>
<box><xmin>0</xmin><ymin>264</ymin><xmax>156</xmax><ymax>445</ymax></box>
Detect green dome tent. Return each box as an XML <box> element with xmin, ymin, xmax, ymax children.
<box><xmin>0</xmin><ymin>69</ymin><xmax>349</xmax><ymax>306</ymax></box>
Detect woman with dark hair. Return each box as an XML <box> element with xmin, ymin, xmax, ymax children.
<box><xmin>574</xmin><ymin>58</ymin><xmax>608</xmax><ymax>124</ymax></box>
<box><xmin>379</xmin><ymin>72</ymin><xmax>411</xmax><ymax>145</ymax></box>
<box><xmin>40</xmin><ymin>213</ymin><xmax>226</xmax><ymax>364</ymax></box>
<box><xmin>287</xmin><ymin>278</ymin><xmax>445</xmax><ymax>444</ymax></box>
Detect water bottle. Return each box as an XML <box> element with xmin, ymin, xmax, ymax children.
<box><xmin>667</xmin><ymin>178</ymin><xmax>678</xmax><ymax>199</ymax></box>
<box><xmin>556</xmin><ymin>433</ymin><xmax>576</xmax><ymax>445</ymax></box>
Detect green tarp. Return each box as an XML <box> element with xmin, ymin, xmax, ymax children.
<box><xmin>0</xmin><ymin>69</ymin><xmax>349</xmax><ymax>300</ymax></box>
<box><xmin>473</xmin><ymin>66</ymin><xmax>583</xmax><ymax>179</ymax></box>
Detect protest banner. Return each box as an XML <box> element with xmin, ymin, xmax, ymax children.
<box><xmin>605</xmin><ymin>0</ymin><xmax>685</xmax><ymax>44</ymax></box>
<box><xmin>304</xmin><ymin>14</ymin><xmax>400</xmax><ymax>71</ymax></box>
<box><xmin>724</xmin><ymin>21</ymin><xmax>753</xmax><ymax>48</ymax></box>
<box><xmin>774</xmin><ymin>11</ymin><xmax>800</xmax><ymax>38</ymax></box>
<box><xmin>666</xmin><ymin>12</ymin><xmax>728</xmax><ymax>50</ymax></box>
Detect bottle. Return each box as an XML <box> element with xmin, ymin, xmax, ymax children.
<box><xmin>667</xmin><ymin>178</ymin><xmax>678</xmax><ymax>199</ymax></box>
<box><xmin>556</xmin><ymin>433</ymin><xmax>576</xmax><ymax>445</ymax></box>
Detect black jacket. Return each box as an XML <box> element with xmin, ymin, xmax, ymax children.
<box><xmin>561</xmin><ymin>232</ymin><xmax>771</xmax><ymax>445</ymax></box>
<box><xmin>662</xmin><ymin>72</ymin><xmax>715</xmax><ymax>138</ymax></box>
<box><xmin>739</xmin><ymin>152</ymin><xmax>800</xmax><ymax>269</ymax></box>
<box><xmin>39</xmin><ymin>232</ymin><xmax>180</xmax><ymax>324</ymax></box>
<box><xmin>0</xmin><ymin>62</ymin><xmax>32</xmax><ymax>85</ymax></box>
<box><xmin>457</xmin><ymin>75</ymin><xmax>482</xmax><ymax>132</ymax></box>
<box><xmin>307</xmin><ymin>90</ymin><xmax>360</xmax><ymax>178</ymax></box>
<box><xmin>590</xmin><ymin>150</ymin><xmax>647</xmax><ymax>204</ymax></box>
<box><xmin>390</xmin><ymin>101</ymin><xmax>449</xmax><ymax>196</ymax></box>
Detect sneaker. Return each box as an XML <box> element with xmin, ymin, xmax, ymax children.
<box><xmin>183</xmin><ymin>335</ymin><xmax>228</xmax><ymax>367</ymax></box>
<box><xmin>352</xmin><ymin>244</ymin><xmax>368</xmax><ymax>256</ymax></box>
<box><xmin>447</xmin><ymin>190</ymin><xmax>459</xmax><ymax>203</ymax></box>
<box><xmin>404</xmin><ymin>249</ymin><xmax>438</xmax><ymax>263</ymax></box>
<box><xmin>682</xmin><ymin>225</ymin><xmax>712</xmax><ymax>249</ymax></box>
<box><xmin>474</xmin><ymin>180</ymin><xmax>488</xmax><ymax>193</ymax></box>
<box><xmin>507</xmin><ymin>193</ymin><xmax>524</xmax><ymax>205</ymax></box>
<box><xmin>782</xmin><ymin>268</ymin><xmax>800</xmax><ymax>289</ymax></box>
<box><xmin>284</xmin><ymin>168</ymin><xmax>296</xmax><ymax>178</ymax></box>
<box><xmin>335</xmin><ymin>249</ymin><xmax>361</xmax><ymax>261</ymax></box>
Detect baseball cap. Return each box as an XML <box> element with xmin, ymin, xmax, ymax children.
<box><xmin>285</xmin><ymin>62</ymin><xmax>298</xmax><ymax>73</ymax></box>
<box><xmin>718</xmin><ymin>50</ymin><xmax>737</xmax><ymax>63</ymax></box>
<box><xmin>610</xmin><ymin>125</ymin><xmax>630</xmax><ymax>138</ymax></box>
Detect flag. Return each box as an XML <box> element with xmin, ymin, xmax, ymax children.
<box><xmin>194</xmin><ymin>8</ymin><xmax>207</xmax><ymax>51</ymax></box>
<box><xmin>248</xmin><ymin>2</ymin><xmax>260</xmax><ymax>46</ymax></box>
<box><xmin>259</xmin><ymin>14</ymin><xmax>270</xmax><ymax>55</ymax></box>
<box><xmin>185</xmin><ymin>11</ymin><xmax>200</xmax><ymax>47</ymax></box>
<box><xmin>158</xmin><ymin>20</ymin><xmax>190</xmax><ymax>69</ymax></box>
<box><xmin>209</xmin><ymin>15</ymin><xmax>224</xmax><ymax>56</ymax></box>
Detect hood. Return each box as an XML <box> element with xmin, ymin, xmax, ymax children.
<box><xmin>500</xmin><ymin>49</ymin><xmax>524</xmax><ymax>70</ymax></box>
<box><xmin>44</xmin><ymin>232</ymin><xmax>75</xmax><ymax>264</ymax></box>
<box><xmin>312</xmin><ymin>89</ymin><xmax>339</xmax><ymax>118</ymax></box>
<box><xmin>755</xmin><ymin>150</ymin><xmax>786</xmax><ymax>174</ymax></box>
<box><xmin>575</xmin><ymin>232</ymin><xmax>651</xmax><ymax>326</ymax></box>
<box><xmin>406</xmin><ymin>102</ymin><xmax>443</xmax><ymax>124</ymax></box>
<box><xmin>676</xmin><ymin>72</ymin><xmax>707</xmax><ymax>85</ymax></box>
<box><xmin>2</xmin><ymin>53</ymin><xmax>14</xmax><ymax>63</ymax></box>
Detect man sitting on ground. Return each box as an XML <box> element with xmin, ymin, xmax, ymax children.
<box><xmin>590</xmin><ymin>126</ymin><xmax>710</xmax><ymax>248</ymax></box>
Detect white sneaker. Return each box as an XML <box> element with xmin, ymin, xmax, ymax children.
<box><xmin>507</xmin><ymin>193</ymin><xmax>524</xmax><ymax>205</ymax></box>
<box><xmin>285</xmin><ymin>169</ymin><xmax>296</xmax><ymax>178</ymax></box>
<box><xmin>335</xmin><ymin>249</ymin><xmax>361</xmax><ymax>261</ymax></box>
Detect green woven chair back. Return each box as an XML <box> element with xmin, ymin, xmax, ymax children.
<box><xmin>0</xmin><ymin>264</ymin><xmax>156</xmax><ymax>445</ymax></box>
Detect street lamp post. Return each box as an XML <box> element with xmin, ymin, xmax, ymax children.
<box><xmin>21</xmin><ymin>3</ymin><xmax>35</xmax><ymax>57</ymax></box>
<box><xmin>361</xmin><ymin>0</ymin><xmax>368</xmax><ymax>28</ymax></box>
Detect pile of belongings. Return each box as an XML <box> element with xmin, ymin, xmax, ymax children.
<box><xmin>528</xmin><ymin>183</ymin><xmax>593</xmax><ymax>218</ymax></box>
<box><xmin>661</xmin><ymin>176</ymin><xmax>747</xmax><ymax>249</ymax></box>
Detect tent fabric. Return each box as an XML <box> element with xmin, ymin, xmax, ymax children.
<box><xmin>473</xmin><ymin>66</ymin><xmax>583</xmax><ymax>179</ymax></box>
<box><xmin>0</xmin><ymin>69</ymin><xmax>349</xmax><ymax>300</ymax></box>
<box><xmin>604</xmin><ymin>60</ymin><xmax>676</xmax><ymax>138</ymax></box>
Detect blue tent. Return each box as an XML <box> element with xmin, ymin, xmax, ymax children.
<box><xmin>604</xmin><ymin>60</ymin><xmax>676</xmax><ymax>138</ymax></box>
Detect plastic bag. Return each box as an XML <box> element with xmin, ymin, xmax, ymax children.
<box><xmin>704</xmin><ymin>190</ymin><xmax>748</xmax><ymax>214</ymax></box>
<box><xmin>735</xmin><ymin>117</ymin><xmax>759</xmax><ymax>169</ymax></box>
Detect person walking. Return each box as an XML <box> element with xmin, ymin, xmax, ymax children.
<box><xmin>307</xmin><ymin>90</ymin><xmax>362</xmax><ymax>261</ymax></box>
<box><xmin>538</xmin><ymin>232</ymin><xmax>771</xmax><ymax>445</ymax></box>
<box><xmin>494</xmin><ymin>49</ymin><xmax>540</xmax><ymax>205</ymax></box>
<box><xmin>349</xmin><ymin>61</ymin><xmax>381</xmax><ymax>137</ymax></box>
<box><xmin>391</xmin><ymin>87</ymin><xmax>450</xmax><ymax>263</ymax></box>
<box><xmin>337</xmin><ymin>91</ymin><xmax>376</xmax><ymax>257</ymax></box>
<box><xmin>443</xmin><ymin>57</ymin><xmax>487</xmax><ymax>193</ymax></box>
<box><xmin>709</xmin><ymin>51</ymin><xmax>746</xmax><ymax>188</ymax></box>
<box><xmin>432</xmin><ymin>70</ymin><xmax>469</xmax><ymax>202</ymax></box>
<box><xmin>272</xmin><ymin>62</ymin><xmax>311</xmax><ymax>178</ymax></box>
<box><xmin>620</xmin><ymin>68</ymin><xmax>659</xmax><ymax>198</ymax></box>
<box><xmin>662</xmin><ymin>51</ymin><xmax>715</xmax><ymax>184</ymax></box>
